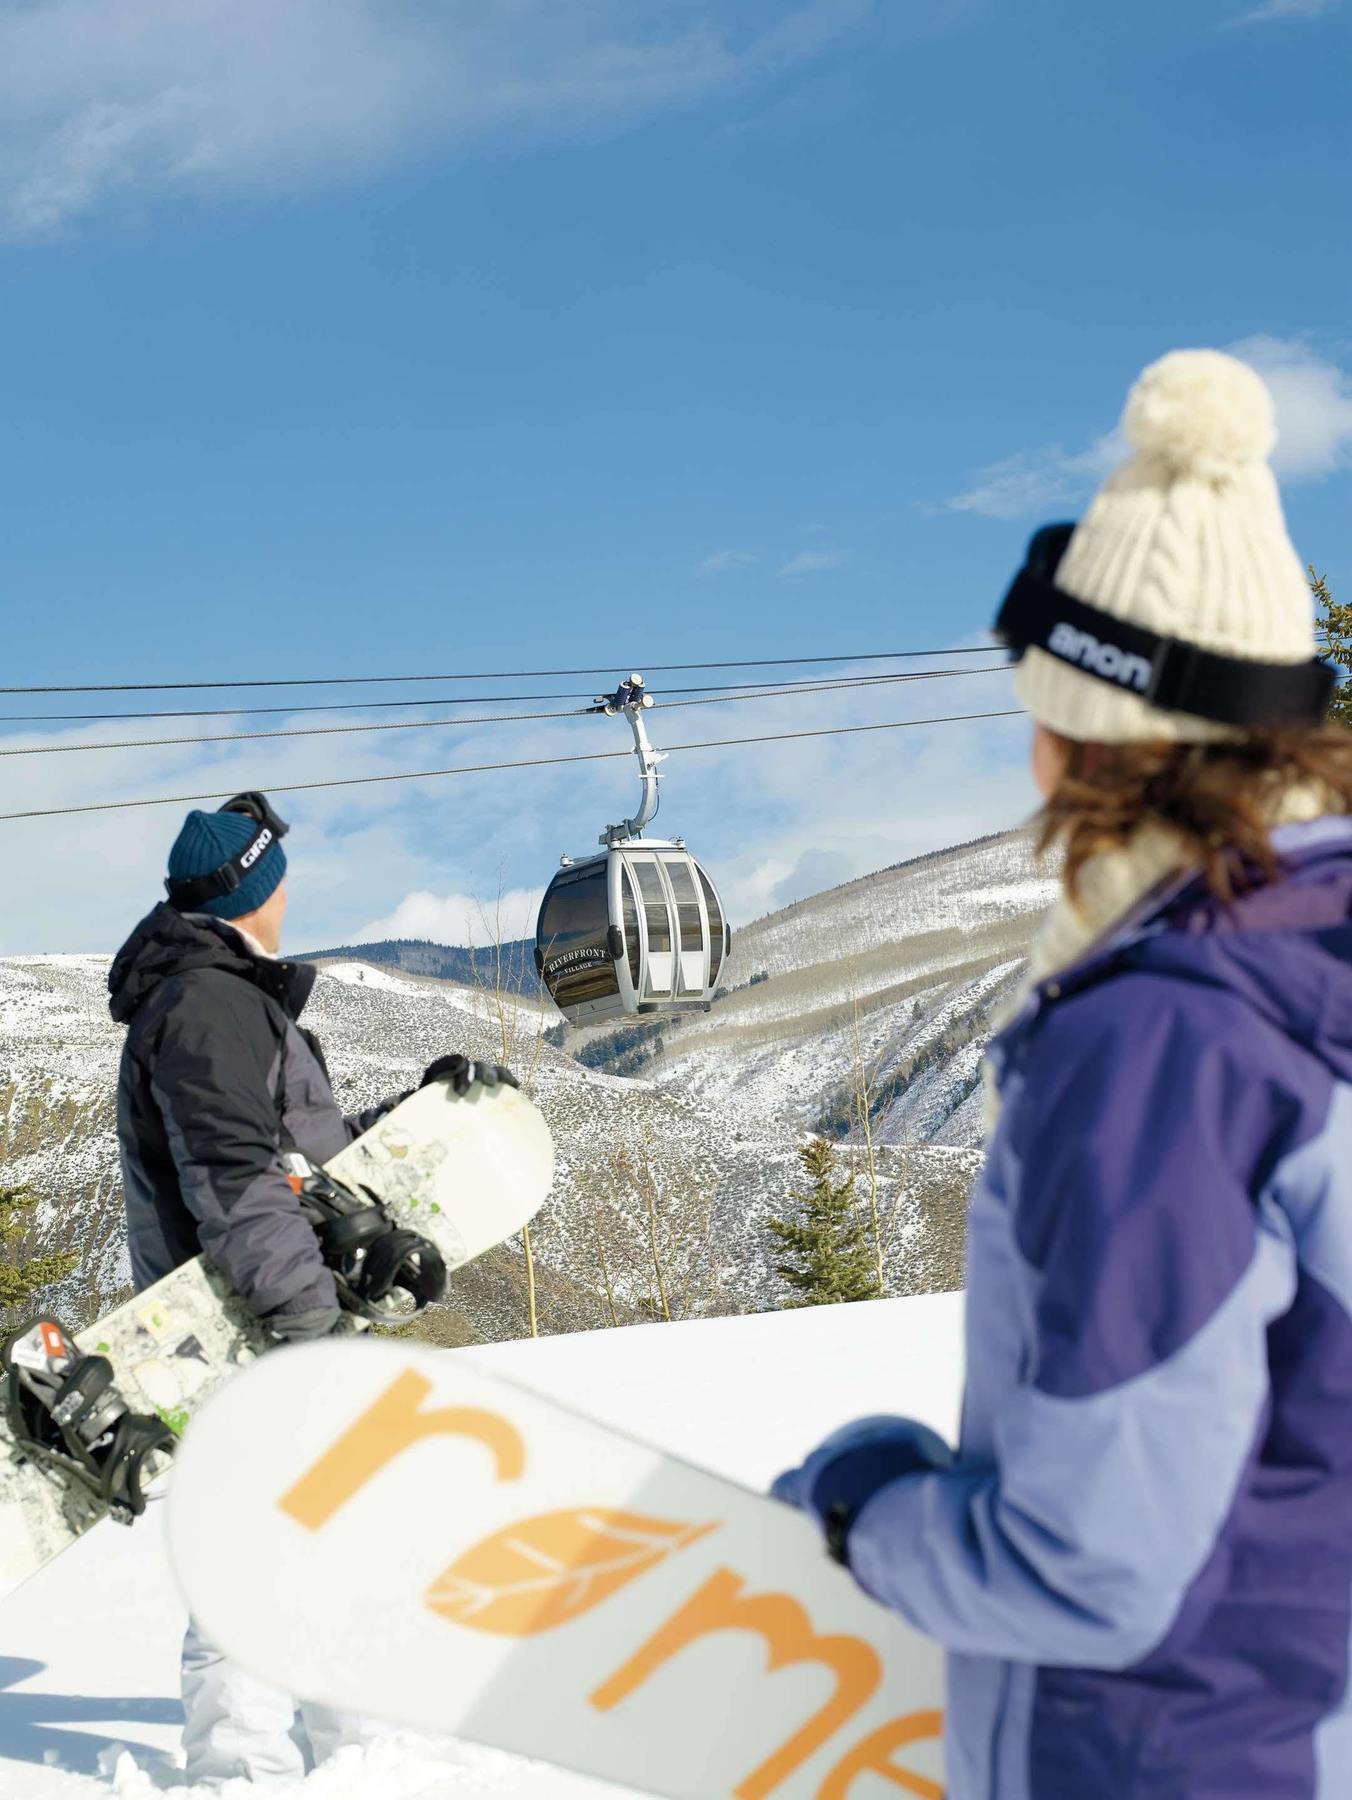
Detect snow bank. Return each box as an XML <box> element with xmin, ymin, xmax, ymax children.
<box><xmin>315</xmin><ymin>962</ymin><xmax>423</xmax><ymax>994</ymax></box>
<box><xmin>0</xmin><ymin>1293</ymin><xmax>964</xmax><ymax>1797</ymax></box>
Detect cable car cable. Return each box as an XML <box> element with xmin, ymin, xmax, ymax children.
<box><xmin>0</xmin><ymin>663</ymin><xmax>1006</xmax><ymax>726</ymax></box>
<box><xmin>0</xmin><ymin>707</ymin><xmax>1025</xmax><ymax>821</ymax></box>
<box><xmin>0</xmin><ymin>645</ymin><xmax>999</xmax><ymax>698</ymax></box>
<box><xmin>0</xmin><ymin>666</ymin><xmax>1011</xmax><ymax>759</ymax></box>
<box><xmin>0</xmin><ymin>690</ymin><xmax>613</xmax><ymax>724</ymax></box>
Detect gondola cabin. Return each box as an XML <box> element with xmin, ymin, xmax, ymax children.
<box><xmin>536</xmin><ymin>842</ymin><xmax>729</xmax><ymax>1025</ymax></box>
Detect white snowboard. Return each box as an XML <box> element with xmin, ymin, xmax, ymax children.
<box><xmin>167</xmin><ymin>1337</ymin><xmax>945</xmax><ymax>1799</ymax></box>
<box><xmin>323</xmin><ymin>1078</ymin><xmax>554</xmax><ymax>1274</ymax></box>
<box><xmin>0</xmin><ymin>1082</ymin><xmax>553</xmax><ymax>1604</ymax></box>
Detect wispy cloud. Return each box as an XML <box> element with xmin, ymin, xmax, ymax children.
<box><xmin>945</xmin><ymin>435</ymin><xmax>1120</xmax><ymax>521</ymax></box>
<box><xmin>944</xmin><ymin>337</ymin><xmax>1352</xmax><ymax>520</ymax></box>
<box><xmin>778</xmin><ymin>548</ymin><xmax>847</xmax><ymax>576</ymax></box>
<box><xmin>1227</xmin><ymin>0</ymin><xmax>1339</xmax><ymax>25</ymax></box>
<box><xmin>0</xmin><ymin>0</ymin><xmax>871</xmax><ymax>236</ymax></box>
<box><xmin>1230</xmin><ymin>336</ymin><xmax>1352</xmax><ymax>479</ymax></box>
<box><xmin>696</xmin><ymin>549</ymin><xmax>758</xmax><ymax>576</ymax></box>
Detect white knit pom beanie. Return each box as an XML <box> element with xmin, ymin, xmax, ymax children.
<box><xmin>1013</xmin><ymin>348</ymin><xmax>1317</xmax><ymax>743</ymax></box>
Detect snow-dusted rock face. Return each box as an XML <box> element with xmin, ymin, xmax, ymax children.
<box><xmin>0</xmin><ymin>832</ymin><xmax>1052</xmax><ymax>1342</ymax></box>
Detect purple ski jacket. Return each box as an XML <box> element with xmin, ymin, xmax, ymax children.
<box><xmin>846</xmin><ymin>816</ymin><xmax>1352</xmax><ymax>1798</ymax></box>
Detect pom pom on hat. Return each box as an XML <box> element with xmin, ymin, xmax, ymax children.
<box><xmin>1122</xmin><ymin>348</ymin><xmax>1276</xmax><ymax>482</ymax></box>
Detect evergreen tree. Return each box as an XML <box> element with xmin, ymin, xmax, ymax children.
<box><xmin>1311</xmin><ymin>565</ymin><xmax>1352</xmax><ymax>729</ymax></box>
<box><xmin>0</xmin><ymin>1185</ymin><xmax>78</xmax><ymax>1311</ymax></box>
<box><xmin>768</xmin><ymin>1138</ymin><xmax>881</xmax><ymax>1307</ymax></box>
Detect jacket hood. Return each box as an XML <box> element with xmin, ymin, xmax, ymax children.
<box><xmin>1054</xmin><ymin>816</ymin><xmax>1352</xmax><ymax>1084</ymax></box>
<box><xmin>108</xmin><ymin>903</ymin><xmax>316</xmax><ymax>1026</ymax></box>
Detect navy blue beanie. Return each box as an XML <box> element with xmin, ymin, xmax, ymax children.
<box><xmin>167</xmin><ymin>808</ymin><xmax>287</xmax><ymax>920</ymax></box>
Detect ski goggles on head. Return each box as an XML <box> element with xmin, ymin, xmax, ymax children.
<box><xmin>165</xmin><ymin>791</ymin><xmax>291</xmax><ymax>912</ymax></box>
<box><xmin>993</xmin><ymin>522</ymin><xmax>1336</xmax><ymax>730</ymax></box>
<box><xmin>222</xmin><ymin>790</ymin><xmax>290</xmax><ymax>840</ymax></box>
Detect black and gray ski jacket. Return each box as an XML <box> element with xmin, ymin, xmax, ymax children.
<box><xmin>108</xmin><ymin>905</ymin><xmax>408</xmax><ymax>1320</ymax></box>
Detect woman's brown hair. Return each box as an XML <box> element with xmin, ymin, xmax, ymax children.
<box><xmin>1039</xmin><ymin>729</ymin><xmax>1352</xmax><ymax>903</ymax></box>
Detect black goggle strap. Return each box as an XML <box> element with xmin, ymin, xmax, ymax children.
<box><xmin>164</xmin><ymin>791</ymin><xmax>290</xmax><ymax>911</ymax></box>
<box><xmin>222</xmin><ymin>790</ymin><xmax>290</xmax><ymax>839</ymax></box>
<box><xmin>995</xmin><ymin>525</ymin><xmax>1335</xmax><ymax>730</ymax></box>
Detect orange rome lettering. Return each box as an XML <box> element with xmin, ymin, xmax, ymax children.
<box><xmin>279</xmin><ymin>1370</ymin><xmax>526</xmax><ymax>1531</ymax></box>
<box><xmin>591</xmin><ymin>1567</ymin><xmax>883</xmax><ymax>1800</ymax></box>
<box><xmin>818</xmin><ymin>1709</ymin><xmax>944</xmax><ymax>1798</ymax></box>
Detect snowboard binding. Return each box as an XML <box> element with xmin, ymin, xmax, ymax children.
<box><xmin>2</xmin><ymin>1320</ymin><xmax>176</xmax><ymax>1525</ymax></box>
<box><xmin>283</xmin><ymin>1157</ymin><xmax>447</xmax><ymax>1324</ymax></box>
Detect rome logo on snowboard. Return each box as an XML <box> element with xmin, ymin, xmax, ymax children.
<box><xmin>168</xmin><ymin>1339</ymin><xmax>944</xmax><ymax>1799</ymax></box>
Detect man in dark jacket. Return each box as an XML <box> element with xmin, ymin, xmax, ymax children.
<box><xmin>109</xmin><ymin>791</ymin><xmax>510</xmax><ymax>1784</ymax></box>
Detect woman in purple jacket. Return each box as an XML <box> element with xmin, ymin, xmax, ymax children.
<box><xmin>775</xmin><ymin>349</ymin><xmax>1352</xmax><ymax>1798</ymax></box>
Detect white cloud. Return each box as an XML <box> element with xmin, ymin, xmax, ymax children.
<box><xmin>1229</xmin><ymin>0</ymin><xmax>1338</xmax><ymax>24</ymax></box>
<box><xmin>696</xmin><ymin>549</ymin><xmax>758</xmax><ymax>576</ymax></box>
<box><xmin>769</xmin><ymin>846</ymin><xmax>854</xmax><ymax>908</ymax></box>
<box><xmin>1229</xmin><ymin>336</ymin><xmax>1352</xmax><ymax>479</ymax></box>
<box><xmin>0</xmin><ymin>0</ymin><xmax>870</xmax><ymax>236</ymax></box>
<box><xmin>945</xmin><ymin>434</ymin><xmax>1121</xmax><ymax>522</ymax></box>
<box><xmin>945</xmin><ymin>337</ymin><xmax>1352</xmax><ymax>520</ymax></box>
<box><xmin>778</xmin><ymin>549</ymin><xmax>846</xmax><ymax>576</ymax></box>
<box><xmin>353</xmin><ymin>886</ymin><xmax>542</xmax><ymax>948</ymax></box>
<box><xmin>706</xmin><ymin>696</ymin><xmax>1034</xmax><ymax>923</ymax></box>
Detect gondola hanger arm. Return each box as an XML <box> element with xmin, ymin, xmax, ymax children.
<box><xmin>591</xmin><ymin>673</ymin><xmax>666</xmax><ymax>845</ymax></box>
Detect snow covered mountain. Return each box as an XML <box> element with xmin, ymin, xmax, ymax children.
<box><xmin>0</xmin><ymin>831</ymin><xmax>1053</xmax><ymax>1344</ymax></box>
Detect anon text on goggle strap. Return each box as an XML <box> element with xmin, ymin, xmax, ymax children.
<box><xmin>1047</xmin><ymin>622</ymin><xmax>1152</xmax><ymax>694</ymax></box>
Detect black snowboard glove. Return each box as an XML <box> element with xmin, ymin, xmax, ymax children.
<box><xmin>265</xmin><ymin>1306</ymin><xmax>366</xmax><ymax>1345</ymax></box>
<box><xmin>420</xmin><ymin>1054</ymin><xmax>520</xmax><ymax>1096</ymax></box>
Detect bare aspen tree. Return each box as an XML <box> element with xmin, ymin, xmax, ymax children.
<box><xmin>466</xmin><ymin>886</ymin><xmax>552</xmax><ymax>1338</ymax></box>
<box><xmin>849</xmin><ymin>990</ymin><xmax>888</xmax><ymax>1296</ymax></box>
<box><xmin>645</xmin><ymin>1175</ymin><xmax>672</xmax><ymax>1323</ymax></box>
<box><xmin>591</xmin><ymin>1213</ymin><xmax>620</xmax><ymax>1329</ymax></box>
<box><xmin>603</xmin><ymin>1136</ymin><xmax>717</xmax><ymax>1324</ymax></box>
<box><xmin>521</xmin><ymin>1226</ymin><xmax>540</xmax><ymax>1339</ymax></box>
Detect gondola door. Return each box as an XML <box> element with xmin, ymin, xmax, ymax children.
<box><xmin>664</xmin><ymin>856</ymin><xmax>709</xmax><ymax>999</ymax></box>
<box><xmin>627</xmin><ymin>853</ymin><xmax>675</xmax><ymax>1003</ymax></box>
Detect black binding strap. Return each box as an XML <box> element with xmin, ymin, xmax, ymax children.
<box><xmin>99</xmin><ymin>1412</ymin><xmax>177</xmax><ymax>1520</ymax></box>
<box><xmin>49</xmin><ymin>1354</ymin><xmax>118</xmax><ymax>1431</ymax></box>
<box><xmin>165</xmin><ymin>791</ymin><xmax>290</xmax><ymax>911</ymax></box>
<box><xmin>292</xmin><ymin>1169</ymin><xmax>448</xmax><ymax>1319</ymax></box>
<box><xmin>995</xmin><ymin>523</ymin><xmax>1336</xmax><ymax>730</ymax></box>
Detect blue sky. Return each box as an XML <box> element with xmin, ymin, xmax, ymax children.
<box><xmin>1</xmin><ymin>0</ymin><xmax>1350</xmax><ymax>953</ymax></box>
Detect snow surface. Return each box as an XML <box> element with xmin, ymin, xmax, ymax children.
<box><xmin>315</xmin><ymin>962</ymin><xmax>431</xmax><ymax>994</ymax></box>
<box><xmin>0</xmin><ymin>1295</ymin><xmax>964</xmax><ymax>1798</ymax></box>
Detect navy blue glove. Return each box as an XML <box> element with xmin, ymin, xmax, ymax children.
<box><xmin>421</xmin><ymin>1054</ymin><xmax>520</xmax><ymax>1096</ymax></box>
<box><xmin>772</xmin><ymin>1416</ymin><xmax>954</xmax><ymax>1565</ymax></box>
